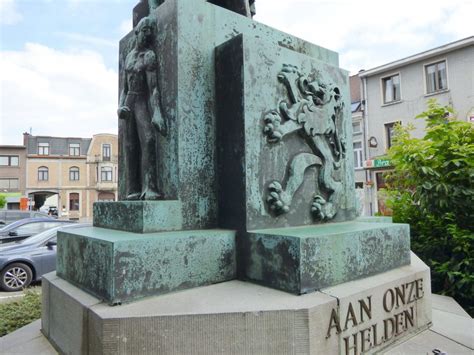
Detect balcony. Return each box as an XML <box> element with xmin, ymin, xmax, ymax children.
<box><xmin>89</xmin><ymin>154</ymin><xmax>118</xmax><ymax>164</ymax></box>
<box><xmin>96</xmin><ymin>181</ymin><xmax>117</xmax><ymax>191</ymax></box>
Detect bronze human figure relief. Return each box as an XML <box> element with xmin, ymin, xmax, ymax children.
<box><xmin>118</xmin><ymin>16</ymin><xmax>166</xmax><ymax>200</ymax></box>
<box><xmin>263</xmin><ymin>64</ymin><xmax>346</xmax><ymax>220</ymax></box>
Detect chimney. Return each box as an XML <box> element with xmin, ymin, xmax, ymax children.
<box><xmin>23</xmin><ymin>132</ymin><xmax>30</xmax><ymax>147</ymax></box>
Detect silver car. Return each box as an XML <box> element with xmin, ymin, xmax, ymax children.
<box><xmin>0</xmin><ymin>223</ymin><xmax>90</xmax><ymax>291</ymax></box>
<box><xmin>0</xmin><ymin>210</ymin><xmax>52</xmax><ymax>225</ymax></box>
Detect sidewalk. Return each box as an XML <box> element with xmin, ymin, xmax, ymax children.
<box><xmin>387</xmin><ymin>294</ymin><xmax>473</xmax><ymax>354</ymax></box>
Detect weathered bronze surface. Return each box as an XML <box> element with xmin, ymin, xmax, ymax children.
<box><xmin>118</xmin><ymin>16</ymin><xmax>166</xmax><ymax>200</ymax></box>
<box><xmin>263</xmin><ymin>64</ymin><xmax>346</xmax><ymax>221</ymax></box>
<box><xmin>208</xmin><ymin>0</ymin><xmax>255</xmax><ymax>17</ymax></box>
<box><xmin>134</xmin><ymin>0</ymin><xmax>255</xmax><ymax>26</ymax></box>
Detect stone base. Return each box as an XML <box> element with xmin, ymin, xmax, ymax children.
<box><xmin>93</xmin><ymin>200</ymin><xmax>183</xmax><ymax>233</ymax></box>
<box><xmin>42</xmin><ymin>253</ymin><xmax>431</xmax><ymax>355</ymax></box>
<box><xmin>57</xmin><ymin>227</ymin><xmax>236</xmax><ymax>304</ymax></box>
<box><xmin>242</xmin><ymin>220</ymin><xmax>411</xmax><ymax>294</ymax></box>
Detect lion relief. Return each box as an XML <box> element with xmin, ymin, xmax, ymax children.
<box><xmin>263</xmin><ymin>64</ymin><xmax>346</xmax><ymax>221</ymax></box>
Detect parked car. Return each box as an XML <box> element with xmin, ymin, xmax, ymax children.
<box><xmin>0</xmin><ymin>218</ymin><xmax>75</xmax><ymax>244</ymax></box>
<box><xmin>48</xmin><ymin>207</ymin><xmax>58</xmax><ymax>217</ymax></box>
<box><xmin>0</xmin><ymin>223</ymin><xmax>90</xmax><ymax>291</ymax></box>
<box><xmin>0</xmin><ymin>210</ymin><xmax>51</xmax><ymax>226</ymax></box>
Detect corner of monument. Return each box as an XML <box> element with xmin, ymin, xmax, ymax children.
<box><xmin>41</xmin><ymin>1</ymin><xmax>433</xmax><ymax>353</ymax></box>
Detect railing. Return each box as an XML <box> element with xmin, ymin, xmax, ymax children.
<box><xmin>89</xmin><ymin>154</ymin><xmax>119</xmax><ymax>164</ymax></box>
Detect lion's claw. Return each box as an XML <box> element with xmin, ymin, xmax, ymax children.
<box><xmin>311</xmin><ymin>195</ymin><xmax>337</xmax><ymax>220</ymax></box>
<box><xmin>263</xmin><ymin>111</ymin><xmax>283</xmax><ymax>143</ymax></box>
<box><xmin>267</xmin><ymin>181</ymin><xmax>290</xmax><ymax>215</ymax></box>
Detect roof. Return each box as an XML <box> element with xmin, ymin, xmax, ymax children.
<box><xmin>0</xmin><ymin>145</ymin><xmax>26</xmax><ymax>149</ymax></box>
<box><xmin>25</xmin><ymin>135</ymin><xmax>91</xmax><ymax>156</ymax></box>
<box><xmin>91</xmin><ymin>133</ymin><xmax>118</xmax><ymax>138</ymax></box>
<box><xmin>359</xmin><ymin>36</ymin><xmax>474</xmax><ymax>78</ymax></box>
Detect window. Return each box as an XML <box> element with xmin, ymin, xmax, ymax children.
<box><xmin>69</xmin><ymin>143</ymin><xmax>80</xmax><ymax>156</ymax></box>
<box><xmin>385</xmin><ymin>122</ymin><xmax>400</xmax><ymax>149</ymax></box>
<box><xmin>69</xmin><ymin>167</ymin><xmax>80</xmax><ymax>181</ymax></box>
<box><xmin>38</xmin><ymin>166</ymin><xmax>49</xmax><ymax>181</ymax></box>
<box><xmin>353</xmin><ymin>141</ymin><xmax>363</xmax><ymax>169</ymax></box>
<box><xmin>352</xmin><ymin>121</ymin><xmax>362</xmax><ymax>134</ymax></box>
<box><xmin>0</xmin><ymin>178</ymin><xmax>19</xmax><ymax>190</ymax></box>
<box><xmin>101</xmin><ymin>167</ymin><xmax>113</xmax><ymax>182</ymax></box>
<box><xmin>43</xmin><ymin>222</ymin><xmax>65</xmax><ymax>230</ymax></box>
<box><xmin>376</xmin><ymin>172</ymin><xmax>387</xmax><ymax>190</ymax></box>
<box><xmin>38</xmin><ymin>143</ymin><xmax>50</xmax><ymax>155</ymax></box>
<box><xmin>382</xmin><ymin>74</ymin><xmax>401</xmax><ymax>103</ymax></box>
<box><xmin>45</xmin><ymin>236</ymin><xmax>57</xmax><ymax>246</ymax></box>
<box><xmin>14</xmin><ymin>222</ymin><xmax>45</xmax><ymax>236</ymax></box>
<box><xmin>102</xmin><ymin>144</ymin><xmax>111</xmax><ymax>161</ymax></box>
<box><xmin>0</xmin><ymin>155</ymin><xmax>19</xmax><ymax>166</ymax></box>
<box><xmin>351</xmin><ymin>102</ymin><xmax>361</xmax><ymax>113</ymax></box>
<box><xmin>69</xmin><ymin>193</ymin><xmax>80</xmax><ymax>211</ymax></box>
<box><xmin>425</xmin><ymin>60</ymin><xmax>447</xmax><ymax>94</ymax></box>
<box><xmin>98</xmin><ymin>192</ymin><xmax>115</xmax><ymax>202</ymax></box>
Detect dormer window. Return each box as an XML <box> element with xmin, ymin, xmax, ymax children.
<box><xmin>69</xmin><ymin>143</ymin><xmax>80</xmax><ymax>156</ymax></box>
<box><xmin>38</xmin><ymin>143</ymin><xmax>49</xmax><ymax>155</ymax></box>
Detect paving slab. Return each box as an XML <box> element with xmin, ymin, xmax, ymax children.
<box><xmin>431</xmin><ymin>308</ymin><xmax>474</xmax><ymax>349</ymax></box>
<box><xmin>0</xmin><ymin>320</ymin><xmax>57</xmax><ymax>355</ymax></box>
<box><xmin>431</xmin><ymin>293</ymin><xmax>471</xmax><ymax>318</ymax></box>
<box><xmin>386</xmin><ymin>329</ymin><xmax>472</xmax><ymax>355</ymax></box>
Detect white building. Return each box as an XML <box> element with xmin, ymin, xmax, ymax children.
<box><xmin>357</xmin><ymin>36</ymin><xmax>474</xmax><ymax>215</ymax></box>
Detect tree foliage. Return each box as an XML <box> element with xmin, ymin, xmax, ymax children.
<box><xmin>385</xmin><ymin>99</ymin><xmax>474</xmax><ymax>316</ymax></box>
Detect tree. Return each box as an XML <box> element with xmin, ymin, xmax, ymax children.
<box><xmin>0</xmin><ymin>195</ymin><xmax>6</xmax><ymax>209</ymax></box>
<box><xmin>385</xmin><ymin>99</ymin><xmax>474</xmax><ymax>316</ymax></box>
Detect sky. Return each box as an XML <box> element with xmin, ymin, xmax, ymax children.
<box><xmin>0</xmin><ymin>0</ymin><xmax>472</xmax><ymax>145</ymax></box>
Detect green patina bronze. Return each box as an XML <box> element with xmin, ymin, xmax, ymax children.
<box><xmin>93</xmin><ymin>200</ymin><xmax>182</xmax><ymax>233</ymax></box>
<box><xmin>357</xmin><ymin>216</ymin><xmax>394</xmax><ymax>223</ymax></box>
<box><xmin>117</xmin><ymin>0</ymin><xmax>340</xmax><ymax>230</ymax></box>
<box><xmin>57</xmin><ymin>227</ymin><xmax>236</xmax><ymax>304</ymax></box>
<box><xmin>215</xmin><ymin>34</ymin><xmax>357</xmax><ymax>231</ymax></box>
<box><xmin>55</xmin><ymin>0</ymin><xmax>414</xmax><ymax>304</ymax></box>
<box><xmin>242</xmin><ymin>221</ymin><xmax>411</xmax><ymax>294</ymax></box>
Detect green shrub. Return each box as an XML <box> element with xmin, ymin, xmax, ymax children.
<box><xmin>386</xmin><ymin>100</ymin><xmax>474</xmax><ymax>316</ymax></box>
<box><xmin>0</xmin><ymin>195</ymin><xmax>6</xmax><ymax>209</ymax></box>
<box><xmin>0</xmin><ymin>290</ymin><xmax>41</xmax><ymax>337</ymax></box>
